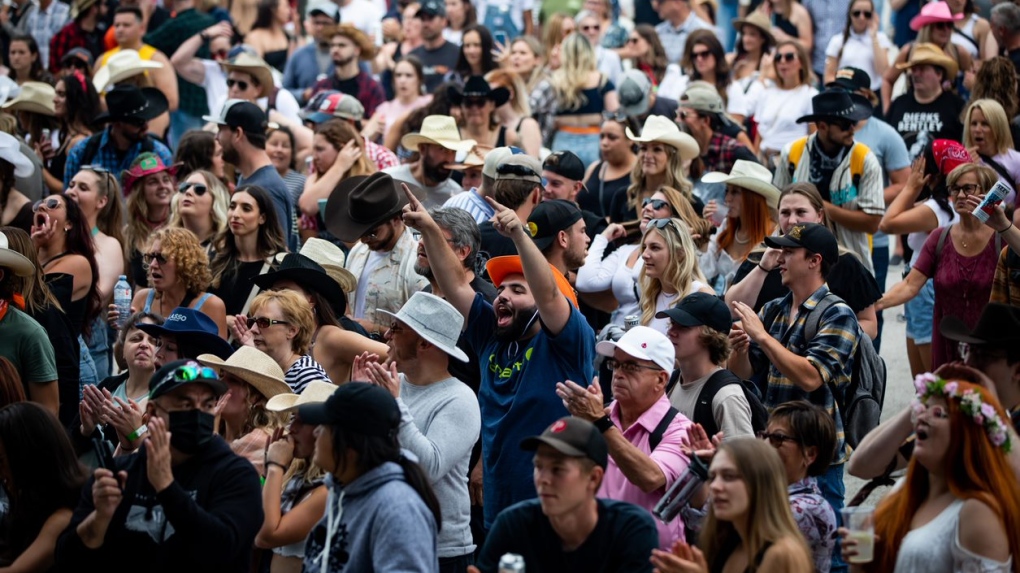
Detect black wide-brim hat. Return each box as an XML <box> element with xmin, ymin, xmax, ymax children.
<box><xmin>796</xmin><ymin>89</ymin><xmax>872</xmax><ymax>124</ymax></box>
<box><xmin>324</xmin><ymin>172</ymin><xmax>423</xmax><ymax>242</ymax></box>
<box><xmin>940</xmin><ymin>303</ymin><xmax>1020</xmax><ymax>346</ymax></box>
<box><xmin>96</xmin><ymin>85</ymin><xmax>169</xmax><ymax>124</ymax></box>
<box><xmin>254</xmin><ymin>253</ymin><xmax>347</xmax><ymax>314</ymax></box>
<box><xmin>449</xmin><ymin>76</ymin><xmax>510</xmax><ymax>108</ymax></box>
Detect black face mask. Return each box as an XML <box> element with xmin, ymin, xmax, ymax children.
<box><xmin>167</xmin><ymin>409</ymin><xmax>215</xmax><ymax>454</ymax></box>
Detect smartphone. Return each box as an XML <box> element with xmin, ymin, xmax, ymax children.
<box><xmin>92</xmin><ymin>431</ymin><xmax>116</xmax><ymax>472</ymax></box>
<box><xmin>494</xmin><ymin>31</ymin><xmax>509</xmax><ymax>48</ymax></box>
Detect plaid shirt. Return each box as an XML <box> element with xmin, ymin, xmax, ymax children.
<box><xmin>144</xmin><ymin>8</ymin><xmax>215</xmax><ymax>117</ymax></box>
<box><xmin>311</xmin><ymin>70</ymin><xmax>386</xmax><ymax>118</ymax></box>
<box><xmin>63</xmin><ymin>128</ymin><xmax>174</xmax><ymax>188</ymax></box>
<box><xmin>49</xmin><ymin>20</ymin><xmax>102</xmax><ymax>74</ymax></box>
<box><xmin>28</xmin><ymin>0</ymin><xmax>69</xmax><ymax>70</ymax></box>
<box><xmin>752</xmin><ymin>285</ymin><xmax>859</xmax><ymax>462</ymax></box>
<box><xmin>703</xmin><ymin>132</ymin><xmax>757</xmax><ymax>174</ymax></box>
<box><xmin>990</xmin><ymin>247</ymin><xmax>1020</xmax><ymax>306</ymax></box>
<box><xmin>366</xmin><ymin>140</ymin><xmax>398</xmax><ymax>171</ymax></box>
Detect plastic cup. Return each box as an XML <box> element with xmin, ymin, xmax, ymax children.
<box><xmin>841</xmin><ymin>507</ymin><xmax>875</xmax><ymax>563</ymax></box>
<box><xmin>710</xmin><ymin>201</ymin><xmax>729</xmax><ymax>227</ymax></box>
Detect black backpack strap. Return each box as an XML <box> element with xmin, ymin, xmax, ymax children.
<box><xmin>665</xmin><ymin>368</ymin><xmax>681</xmax><ymax>396</ymax></box>
<box><xmin>803</xmin><ymin>291</ymin><xmax>839</xmax><ymax>341</ymax></box>
<box><xmin>979</xmin><ymin>154</ymin><xmax>1019</xmax><ymax>193</ymax></box>
<box><xmin>649</xmin><ymin>407</ymin><xmax>680</xmax><ymax>451</ymax></box>
<box><xmin>934</xmin><ymin>225</ymin><xmax>952</xmax><ymax>266</ymax></box>
<box><xmin>692</xmin><ymin>370</ymin><xmax>736</xmax><ymax>438</ymax></box>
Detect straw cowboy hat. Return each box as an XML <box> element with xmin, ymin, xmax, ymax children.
<box><xmin>265</xmin><ymin>380</ymin><xmax>337</xmax><ymax>412</ymax></box>
<box><xmin>324</xmin><ymin>23</ymin><xmax>378</xmax><ymax>59</ymax></box>
<box><xmin>732</xmin><ymin>11</ymin><xmax>775</xmax><ymax>46</ymax></box>
<box><xmin>93</xmin><ymin>49</ymin><xmax>163</xmax><ymax>93</ymax></box>
<box><xmin>909</xmin><ymin>1</ymin><xmax>963</xmax><ymax>31</ymax></box>
<box><xmin>2</xmin><ymin>82</ymin><xmax>54</xmax><ymax>116</ymax></box>
<box><xmin>220</xmin><ymin>52</ymin><xmax>276</xmax><ymax>98</ymax></box>
<box><xmin>380</xmin><ymin>292</ymin><xmax>469</xmax><ymax>362</ymax></box>
<box><xmin>401</xmin><ymin>115</ymin><xmax>477</xmax><ymax>153</ymax></box>
<box><xmin>626</xmin><ymin>115</ymin><xmax>700</xmax><ymax>162</ymax></box>
<box><xmin>0</xmin><ymin>229</ymin><xmax>34</xmax><ymax>276</ymax></box>
<box><xmin>297</xmin><ymin>238</ymin><xmax>357</xmax><ymax>293</ymax></box>
<box><xmin>895</xmin><ymin>42</ymin><xmax>959</xmax><ymax>80</ymax></box>
<box><xmin>198</xmin><ymin>346</ymin><xmax>291</xmax><ymax>399</ymax></box>
<box><xmin>445</xmin><ymin>146</ymin><xmax>488</xmax><ymax>170</ymax></box>
<box><xmin>701</xmin><ymin>159</ymin><xmax>782</xmax><ymax>208</ymax></box>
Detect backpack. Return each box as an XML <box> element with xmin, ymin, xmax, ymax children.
<box><xmin>787</xmin><ymin>136</ymin><xmax>869</xmax><ymax>190</ymax></box>
<box><xmin>691</xmin><ymin>369</ymin><xmax>769</xmax><ymax>437</ymax></box>
<box><xmin>933</xmin><ymin>225</ymin><xmax>1003</xmax><ymax>265</ymax></box>
<box><xmin>763</xmin><ymin>292</ymin><xmax>886</xmax><ymax>449</ymax></box>
<box><xmin>80</xmin><ymin>131</ymin><xmax>157</xmax><ymax>167</ymax></box>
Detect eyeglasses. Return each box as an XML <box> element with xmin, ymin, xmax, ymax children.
<box><xmin>32</xmin><ymin>197</ymin><xmax>63</xmax><ymax>212</ymax></box>
<box><xmin>605</xmin><ymin>358</ymin><xmax>662</xmax><ymax>373</ymax></box>
<box><xmin>691</xmin><ymin>49</ymin><xmax>713</xmax><ymax>60</ymax></box>
<box><xmin>643</xmin><ymin>198</ymin><xmax>669</xmax><ymax>210</ymax></box>
<box><xmin>142</xmin><ymin>251</ymin><xmax>168</xmax><ymax>265</ymax></box>
<box><xmin>852</xmin><ymin>9</ymin><xmax>872</xmax><ymax>18</ymax></box>
<box><xmin>581</xmin><ymin>24</ymin><xmax>601</xmax><ymax>31</ymax></box>
<box><xmin>226</xmin><ymin>78</ymin><xmax>251</xmax><ymax>91</ymax></box>
<box><xmin>949</xmin><ymin>183</ymin><xmax>981</xmax><ymax>195</ymax></box>
<box><xmin>247</xmin><ymin>316</ymin><xmax>290</xmax><ymax>329</ymax></box>
<box><xmin>775</xmin><ymin>52</ymin><xmax>798</xmax><ymax>62</ymax></box>
<box><xmin>178</xmin><ymin>182</ymin><xmax>209</xmax><ymax>196</ymax></box>
<box><xmin>757</xmin><ymin>431</ymin><xmax>801</xmax><ymax>447</ymax></box>
<box><xmin>461</xmin><ymin>98</ymin><xmax>488</xmax><ymax>108</ymax></box>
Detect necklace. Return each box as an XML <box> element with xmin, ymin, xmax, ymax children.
<box><xmin>735</xmin><ymin>231</ymin><xmax>750</xmax><ymax>244</ymax></box>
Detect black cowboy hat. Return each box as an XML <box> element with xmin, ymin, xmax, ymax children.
<box><xmin>95</xmin><ymin>85</ymin><xmax>169</xmax><ymax>124</ymax></box>
<box><xmin>449</xmin><ymin>76</ymin><xmax>510</xmax><ymax>108</ymax></box>
<box><xmin>254</xmin><ymin>253</ymin><xmax>347</xmax><ymax>315</ymax></box>
<box><xmin>324</xmin><ymin>172</ymin><xmax>424</xmax><ymax>242</ymax></box>
<box><xmin>940</xmin><ymin>303</ymin><xmax>1020</xmax><ymax>346</ymax></box>
<box><xmin>796</xmin><ymin>89</ymin><xmax>871</xmax><ymax>124</ymax></box>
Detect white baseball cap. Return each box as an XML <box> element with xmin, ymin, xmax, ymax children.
<box><xmin>595</xmin><ymin>326</ymin><xmax>675</xmax><ymax>372</ymax></box>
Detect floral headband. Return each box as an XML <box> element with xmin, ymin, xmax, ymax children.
<box><xmin>913</xmin><ymin>373</ymin><xmax>1012</xmax><ymax>453</ymax></box>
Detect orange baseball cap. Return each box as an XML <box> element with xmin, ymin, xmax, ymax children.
<box><xmin>485</xmin><ymin>255</ymin><xmax>578</xmax><ymax>308</ymax></box>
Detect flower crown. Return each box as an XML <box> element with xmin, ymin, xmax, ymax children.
<box><xmin>913</xmin><ymin>373</ymin><xmax>1012</xmax><ymax>453</ymax></box>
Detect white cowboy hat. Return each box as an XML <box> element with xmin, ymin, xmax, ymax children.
<box><xmin>0</xmin><ymin>131</ymin><xmax>34</xmax><ymax>178</ymax></box>
<box><xmin>2</xmin><ymin>82</ymin><xmax>54</xmax><ymax>116</ymax></box>
<box><xmin>701</xmin><ymin>159</ymin><xmax>781</xmax><ymax>208</ymax></box>
<box><xmin>0</xmin><ymin>77</ymin><xmax>20</xmax><ymax>107</ymax></box>
<box><xmin>379</xmin><ymin>291</ymin><xmax>469</xmax><ymax>362</ymax></box>
<box><xmin>295</xmin><ymin>238</ymin><xmax>357</xmax><ymax>294</ymax></box>
<box><xmin>0</xmin><ymin>229</ymin><xmax>34</xmax><ymax>277</ymax></box>
<box><xmin>197</xmin><ymin>347</ymin><xmax>291</xmax><ymax>399</ymax></box>
<box><xmin>265</xmin><ymin>379</ymin><xmax>337</xmax><ymax>412</ymax></box>
<box><xmin>93</xmin><ymin>49</ymin><xmax>164</xmax><ymax>94</ymax></box>
<box><xmin>401</xmin><ymin>115</ymin><xmax>477</xmax><ymax>153</ymax></box>
<box><xmin>220</xmin><ymin>52</ymin><xmax>276</xmax><ymax>99</ymax></box>
<box><xmin>626</xmin><ymin>115</ymin><xmax>700</xmax><ymax>162</ymax></box>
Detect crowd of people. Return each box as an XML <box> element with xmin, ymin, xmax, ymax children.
<box><xmin>0</xmin><ymin>0</ymin><xmax>1019</xmax><ymax>570</ymax></box>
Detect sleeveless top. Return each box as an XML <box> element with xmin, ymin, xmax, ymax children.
<box><xmin>264</xmin><ymin>49</ymin><xmax>288</xmax><ymax>73</ymax></box>
<box><xmin>894</xmin><ymin>499</ymin><xmax>1013</xmax><ymax>572</ymax></box>
<box><xmin>952</xmin><ymin>14</ymin><xmax>981</xmax><ymax>59</ymax></box>
<box><xmin>142</xmin><ymin>290</ymin><xmax>212</xmax><ymax>315</ymax></box>
<box><xmin>712</xmin><ymin>538</ymin><xmax>774</xmax><ymax>573</ymax></box>
<box><xmin>273</xmin><ymin>473</ymin><xmax>325</xmax><ymax>558</ymax></box>
<box><xmin>494</xmin><ymin>125</ymin><xmax>508</xmax><ymax>148</ymax></box>
<box><xmin>771</xmin><ymin>13</ymin><xmax>799</xmax><ymax>39</ymax></box>
<box><xmin>583</xmin><ymin>160</ymin><xmax>632</xmax><ymax>219</ymax></box>
<box><xmin>46</xmin><ymin>272</ymin><xmax>87</xmax><ymax>336</ymax></box>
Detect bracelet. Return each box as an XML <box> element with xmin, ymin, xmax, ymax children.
<box><xmin>126</xmin><ymin>424</ymin><xmax>148</xmax><ymax>442</ymax></box>
<box><xmin>593</xmin><ymin>415</ymin><xmax>614</xmax><ymax>433</ymax></box>
<box><xmin>998</xmin><ymin>222</ymin><xmax>1014</xmax><ymax>234</ymax></box>
<box><xmin>758</xmin><ymin>262</ymin><xmax>772</xmax><ymax>272</ymax></box>
<box><xmin>266</xmin><ymin>461</ymin><xmax>288</xmax><ymax>472</ymax></box>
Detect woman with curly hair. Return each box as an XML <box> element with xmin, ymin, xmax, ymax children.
<box><xmin>639</xmin><ymin>217</ymin><xmax>714</xmax><ymax>334</ymax></box>
<box><xmin>619</xmin><ymin>24</ymin><xmax>669</xmax><ymax>86</ymax></box>
<box><xmin>125</xmin><ymin>226</ymin><xmax>227</xmax><ymax>337</ymax></box>
<box><xmin>122</xmin><ymin>152</ymin><xmax>178</xmax><ymax>289</ymax></box>
<box><xmin>165</xmin><ymin>169</ymin><xmax>230</xmax><ymax>251</ymax></box>
<box><xmin>44</xmin><ymin>72</ymin><xmax>98</xmax><ymax>194</ymax></box>
<box><xmin>841</xmin><ymin>376</ymin><xmax>1020</xmax><ymax>572</ymax></box>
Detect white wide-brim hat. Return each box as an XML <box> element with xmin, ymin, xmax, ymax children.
<box><xmin>93</xmin><ymin>49</ymin><xmax>164</xmax><ymax>93</ymax></box>
<box><xmin>198</xmin><ymin>347</ymin><xmax>291</xmax><ymax>399</ymax></box>
<box><xmin>378</xmin><ymin>291</ymin><xmax>469</xmax><ymax>362</ymax></box>
<box><xmin>626</xmin><ymin>115</ymin><xmax>700</xmax><ymax>162</ymax></box>
<box><xmin>266</xmin><ymin>380</ymin><xmax>337</xmax><ymax>412</ymax></box>
<box><xmin>701</xmin><ymin>159</ymin><xmax>781</xmax><ymax>208</ymax></box>
<box><xmin>2</xmin><ymin>81</ymin><xmax>54</xmax><ymax>116</ymax></box>
<box><xmin>401</xmin><ymin>115</ymin><xmax>477</xmax><ymax>153</ymax></box>
<box><xmin>0</xmin><ymin>131</ymin><xmax>35</xmax><ymax>178</ymax></box>
<box><xmin>0</xmin><ymin>230</ymin><xmax>34</xmax><ymax>277</ymax></box>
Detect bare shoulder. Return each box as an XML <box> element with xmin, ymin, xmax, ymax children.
<box><xmin>959</xmin><ymin>498</ymin><xmax>1010</xmax><ymax>561</ymax></box>
<box><xmin>758</xmin><ymin>536</ymin><xmax>814</xmax><ymax>573</ymax></box>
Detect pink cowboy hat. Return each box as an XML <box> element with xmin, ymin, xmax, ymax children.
<box><xmin>120</xmin><ymin>152</ymin><xmax>180</xmax><ymax>196</ymax></box>
<box><xmin>909</xmin><ymin>1</ymin><xmax>963</xmax><ymax>31</ymax></box>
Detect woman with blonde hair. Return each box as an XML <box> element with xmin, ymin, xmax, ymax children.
<box><xmin>506</xmin><ymin>36</ymin><xmax>544</xmax><ymax>97</ymax></box>
<box><xmin>485</xmin><ymin>68</ymin><xmax>542</xmax><ymax>157</ymax></box>
<box><xmin>962</xmin><ymin>99</ymin><xmax>1020</xmax><ymax>205</ymax></box>
<box><xmin>541</xmin><ymin>13</ymin><xmax>575</xmax><ymax>71</ymax></box>
<box><xmin>122</xmin><ymin>152</ymin><xmax>178</xmax><ymax>288</ymax></box>
<box><xmin>749</xmin><ymin>40</ymin><xmax>817</xmax><ymax>163</ymax></box>
<box><xmin>166</xmin><ymin>169</ymin><xmax>230</xmax><ymax>252</ymax></box>
<box><xmin>639</xmin><ymin>217</ymin><xmax>714</xmax><ymax>334</ymax></box>
<box><xmin>652</xmin><ymin>438</ymin><xmax>814</xmax><ymax>573</ymax></box>
<box><xmin>297</xmin><ymin>120</ymin><xmax>376</xmax><ymax>232</ymax></box>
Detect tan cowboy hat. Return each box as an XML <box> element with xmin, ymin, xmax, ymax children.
<box><xmin>93</xmin><ymin>49</ymin><xmax>164</xmax><ymax>93</ymax></box>
<box><xmin>297</xmin><ymin>238</ymin><xmax>357</xmax><ymax>293</ymax></box>
<box><xmin>2</xmin><ymin>82</ymin><xmax>54</xmax><ymax>116</ymax></box>
<box><xmin>895</xmin><ymin>42</ymin><xmax>959</xmax><ymax>81</ymax></box>
<box><xmin>445</xmin><ymin>146</ymin><xmax>488</xmax><ymax>170</ymax></box>
<box><xmin>626</xmin><ymin>115</ymin><xmax>700</xmax><ymax>162</ymax></box>
<box><xmin>324</xmin><ymin>23</ymin><xmax>378</xmax><ymax>59</ymax></box>
<box><xmin>0</xmin><ymin>229</ymin><xmax>33</xmax><ymax>277</ymax></box>
<box><xmin>197</xmin><ymin>347</ymin><xmax>291</xmax><ymax>399</ymax></box>
<box><xmin>701</xmin><ymin>159</ymin><xmax>781</xmax><ymax>208</ymax></box>
<box><xmin>220</xmin><ymin>52</ymin><xmax>276</xmax><ymax>99</ymax></box>
<box><xmin>265</xmin><ymin>380</ymin><xmax>337</xmax><ymax>412</ymax></box>
<box><xmin>401</xmin><ymin>115</ymin><xmax>477</xmax><ymax>153</ymax></box>
<box><xmin>732</xmin><ymin>10</ymin><xmax>775</xmax><ymax>46</ymax></box>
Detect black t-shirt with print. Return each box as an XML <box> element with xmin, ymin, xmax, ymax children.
<box><xmin>886</xmin><ymin>90</ymin><xmax>964</xmax><ymax>160</ymax></box>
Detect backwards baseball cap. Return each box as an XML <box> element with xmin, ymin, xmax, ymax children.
<box><xmin>527</xmin><ymin>199</ymin><xmax>583</xmax><ymax>251</ymax></box>
<box><xmin>306</xmin><ymin>1</ymin><xmax>340</xmax><ymax>21</ymax></box>
<box><xmin>681</xmin><ymin>81</ymin><xmax>725</xmax><ymax>115</ymax></box>
<box><xmin>764</xmin><ymin>222</ymin><xmax>839</xmax><ymax>265</ymax></box>
<box><xmin>149</xmin><ymin>359</ymin><xmax>227</xmax><ymax>400</ymax></box>
<box><xmin>595</xmin><ymin>325</ymin><xmax>675</xmax><ymax>371</ymax></box>
<box><xmin>298</xmin><ymin>382</ymin><xmax>401</xmax><ymax>437</ymax></box>
<box><xmin>203</xmin><ymin>99</ymin><xmax>268</xmax><ymax>138</ymax></box>
<box><xmin>826</xmin><ymin>67</ymin><xmax>871</xmax><ymax>92</ymax></box>
<box><xmin>520</xmin><ymin>417</ymin><xmax>609</xmax><ymax>469</ymax></box>
<box><xmin>417</xmin><ymin>0</ymin><xmax>446</xmax><ymax>17</ymax></box>
<box><xmin>617</xmin><ymin>69</ymin><xmax>651</xmax><ymax>117</ymax></box>
<box><xmin>495</xmin><ymin>154</ymin><xmax>543</xmax><ymax>183</ymax></box>
<box><xmin>543</xmin><ymin>150</ymin><xmax>586</xmax><ymax>182</ymax></box>
<box><xmin>482</xmin><ymin>146</ymin><xmax>522</xmax><ymax>178</ymax></box>
<box><xmin>656</xmin><ymin>292</ymin><xmax>732</xmax><ymax>335</ymax></box>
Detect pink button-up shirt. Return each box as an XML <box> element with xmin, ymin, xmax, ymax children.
<box><xmin>598</xmin><ymin>394</ymin><xmax>692</xmax><ymax>549</ymax></box>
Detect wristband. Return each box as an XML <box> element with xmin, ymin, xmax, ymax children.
<box><xmin>266</xmin><ymin>461</ymin><xmax>288</xmax><ymax>472</ymax></box>
<box><xmin>758</xmin><ymin>262</ymin><xmax>772</xmax><ymax>272</ymax></box>
<box><xmin>127</xmin><ymin>424</ymin><xmax>148</xmax><ymax>442</ymax></box>
<box><xmin>593</xmin><ymin>415</ymin><xmax>614</xmax><ymax>433</ymax></box>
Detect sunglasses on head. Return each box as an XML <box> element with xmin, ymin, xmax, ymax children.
<box><xmin>852</xmin><ymin>9</ymin><xmax>872</xmax><ymax>17</ymax></box>
<box><xmin>496</xmin><ymin>163</ymin><xmax>540</xmax><ymax>178</ymax></box>
<box><xmin>247</xmin><ymin>316</ymin><xmax>290</xmax><ymax>329</ymax></box>
<box><xmin>643</xmin><ymin>198</ymin><xmax>669</xmax><ymax>210</ymax></box>
<box><xmin>646</xmin><ymin>217</ymin><xmax>676</xmax><ymax>230</ymax></box>
<box><xmin>178</xmin><ymin>182</ymin><xmax>209</xmax><ymax>196</ymax></box>
<box><xmin>226</xmin><ymin>78</ymin><xmax>250</xmax><ymax>91</ymax></box>
<box><xmin>142</xmin><ymin>252</ymin><xmax>168</xmax><ymax>265</ymax></box>
<box><xmin>149</xmin><ymin>364</ymin><xmax>219</xmax><ymax>395</ymax></box>
<box><xmin>775</xmin><ymin>52</ymin><xmax>798</xmax><ymax>62</ymax></box>
<box><xmin>32</xmin><ymin>197</ymin><xmax>62</xmax><ymax>212</ymax></box>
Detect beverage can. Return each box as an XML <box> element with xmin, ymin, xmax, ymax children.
<box><xmin>624</xmin><ymin>315</ymin><xmax>640</xmax><ymax>331</ymax></box>
<box><xmin>974</xmin><ymin>180</ymin><xmax>1010</xmax><ymax>223</ymax></box>
<box><xmin>498</xmin><ymin>553</ymin><xmax>525</xmax><ymax>572</ymax></box>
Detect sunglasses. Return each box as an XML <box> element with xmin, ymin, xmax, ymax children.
<box><xmin>581</xmin><ymin>24</ymin><xmax>601</xmax><ymax>31</ymax></box>
<box><xmin>178</xmin><ymin>182</ymin><xmax>209</xmax><ymax>196</ymax></box>
<box><xmin>247</xmin><ymin>316</ymin><xmax>290</xmax><ymax>329</ymax></box>
<box><xmin>142</xmin><ymin>251</ymin><xmax>168</xmax><ymax>265</ymax></box>
<box><xmin>852</xmin><ymin>9</ymin><xmax>872</xmax><ymax>17</ymax></box>
<box><xmin>932</xmin><ymin>22</ymin><xmax>953</xmax><ymax>30</ymax></box>
<box><xmin>646</xmin><ymin>217</ymin><xmax>677</xmax><ymax>231</ymax></box>
<box><xmin>757</xmin><ymin>431</ymin><xmax>801</xmax><ymax>448</ymax></box>
<box><xmin>830</xmin><ymin>119</ymin><xmax>854</xmax><ymax>131</ymax></box>
<box><xmin>775</xmin><ymin>52</ymin><xmax>798</xmax><ymax>62</ymax></box>
<box><xmin>643</xmin><ymin>198</ymin><xmax>669</xmax><ymax>210</ymax></box>
<box><xmin>603</xmin><ymin>110</ymin><xmax>630</xmax><ymax>121</ymax></box>
<box><xmin>226</xmin><ymin>78</ymin><xmax>251</xmax><ymax>91</ymax></box>
<box><xmin>691</xmin><ymin>49</ymin><xmax>713</xmax><ymax>60</ymax></box>
<box><xmin>150</xmin><ymin>364</ymin><xmax>219</xmax><ymax>396</ymax></box>
<box><xmin>496</xmin><ymin>163</ymin><xmax>540</xmax><ymax>179</ymax></box>
<box><xmin>461</xmin><ymin>98</ymin><xmax>488</xmax><ymax>108</ymax></box>
<box><xmin>32</xmin><ymin>197</ymin><xmax>63</xmax><ymax>212</ymax></box>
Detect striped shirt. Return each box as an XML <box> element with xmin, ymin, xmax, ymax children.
<box><xmin>443</xmin><ymin>188</ymin><xmax>494</xmax><ymax>225</ymax></box>
<box><xmin>285</xmin><ymin>355</ymin><xmax>330</xmax><ymax>391</ymax></box>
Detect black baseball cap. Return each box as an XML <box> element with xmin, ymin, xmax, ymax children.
<box><xmin>543</xmin><ymin>150</ymin><xmax>586</xmax><ymax>182</ymax></box>
<box><xmin>656</xmin><ymin>292</ymin><xmax>732</xmax><ymax>334</ymax></box>
<box><xmin>527</xmin><ymin>199</ymin><xmax>583</xmax><ymax>251</ymax></box>
<box><xmin>764</xmin><ymin>223</ymin><xmax>839</xmax><ymax>265</ymax></box>
<box><xmin>149</xmin><ymin>359</ymin><xmax>227</xmax><ymax>400</ymax></box>
<box><xmin>298</xmin><ymin>382</ymin><xmax>401</xmax><ymax>438</ymax></box>
<box><xmin>417</xmin><ymin>0</ymin><xmax>445</xmax><ymax>17</ymax></box>
<box><xmin>203</xmin><ymin>99</ymin><xmax>268</xmax><ymax>138</ymax></box>
<box><xmin>826</xmin><ymin>67</ymin><xmax>871</xmax><ymax>92</ymax></box>
<box><xmin>521</xmin><ymin>417</ymin><xmax>608</xmax><ymax>469</ymax></box>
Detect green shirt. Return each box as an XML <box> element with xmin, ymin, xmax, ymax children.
<box><xmin>0</xmin><ymin>306</ymin><xmax>57</xmax><ymax>384</ymax></box>
<box><xmin>144</xmin><ymin>8</ymin><xmax>215</xmax><ymax>117</ymax></box>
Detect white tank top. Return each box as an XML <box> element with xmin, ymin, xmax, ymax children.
<box><xmin>894</xmin><ymin>498</ymin><xmax>1013</xmax><ymax>573</ymax></box>
<box><xmin>952</xmin><ymin>14</ymin><xmax>981</xmax><ymax>59</ymax></box>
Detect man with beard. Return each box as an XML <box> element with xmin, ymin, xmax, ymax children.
<box><xmin>63</xmin><ymin>85</ymin><xmax>173</xmax><ymax>188</ymax></box>
<box><xmin>386</xmin><ymin>115</ymin><xmax>474</xmax><ymax>208</ymax></box>
<box><xmin>528</xmin><ymin>200</ymin><xmax>590</xmax><ymax>282</ymax></box>
<box><xmin>55</xmin><ymin>360</ymin><xmax>264</xmax><ymax>573</ymax></box>
<box><xmin>309</xmin><ymin>24</ymin><xmax>385</xmax><ymax>117</ymax></box>
<box><xmin>205</xmin><ymin>99</ymin><xmax>297</xmax><ymax>251</ymax></box>
<box><xmin>408</xmin><ymin>0</ymin><xmax>459</xmax><ymax>93</ymax></box>
<box><xmin>402</xmin><ymin>168</ymin><xmax>597</xmax><ymax>532</ymax></box>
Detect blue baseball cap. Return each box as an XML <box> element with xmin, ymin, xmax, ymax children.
<box><xmin>137</xmin><ymin>307</ymin><xmax>234</xmax><ymax>360</ymax></box>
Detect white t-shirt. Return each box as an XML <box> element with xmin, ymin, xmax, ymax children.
<box><xmin>907</xmin><ymin>198</ymin><xmax>959</xmax><ymax>266</ymax></box>
<box><xmin>647</xmin><ymin>280</ymin><xmax>708</xmax><ymax>335</ymax></box>
<box><xmin>201</xmin><ymin>61</ymin><xmax>302</xmax><ymax>126</ymax></box>
<box><xmin>749</xmin><ymin>82</ymin><xmax>817</xmax><ymax>153</ymax></box>
<box><xmin>824</xmin><ymin>30</ymin><xmax>893</xmax><ymax>91</ymax></box>
<box><xmin>340</xmin><ymin>0</ymin><xmax>383</xmax><ymax>42</ymax></box>
<box><xmin>657</xmin><ymin>73</ymin><xmax>750</xmax><ymax>117</ymax></box>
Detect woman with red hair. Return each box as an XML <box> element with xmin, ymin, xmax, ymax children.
<box><xmin>842</xmin><ymin>376</ymin><xmax>1020</xmax><ymax>572</ymax></box>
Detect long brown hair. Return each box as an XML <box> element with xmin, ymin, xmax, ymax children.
<box><xmin>315</xmin><ymin>120</ymin><xmax>377</xmax><ymax>177</ymax></box>
<box><xmin>0</xmin><ymin>227</ymin><xmax>63</xmax><ymax>314</ymax></box>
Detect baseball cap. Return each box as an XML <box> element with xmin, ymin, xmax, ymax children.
<box><xmin>301</xmin><ymin>91</ymin><xmax>365</xmax><ymax>123</ymax></box>
<box><xmin>826</xmin><ymin>67</ymin><xmax>871</xmax><ymax>92</ymax></box>
<box><xmin>482</xmin><ymin>146</ymin><xmax>522</xmax><ymax>178</ymax></box>
<box><xmin>656</xmin><ymin>292</ymin><xmax>732</xmax><ymax>335</ymax></box>
<box><xmin>520</xmin><ymin>417</ymin><xmax>609</xmax><ymax>469</ymax></box>
<box><xmin>617</xmin><ymin>69</ymin><xmax>651</xmax><ymax>117</ymax></box>
<box><xmin>298</xmin><ymin>382</ymin><xmax>401</xmax><ymax>437</ymax></box>
<box><xmin>495</xmin><ymin>154</ymin><xmax>543</xmax><ymax>183</ymax></box>
<box><xmin>527</xmin><ymin>199</ymin><xmax>583</xmax><ymax>251</ymax></box>
<box><xmin>681</xmin><ymin>81</ymin><xmax>725</xmax><ymax>115</ymax></box>
<box><xmin>543</xmin><ymin>150</ymin><xmax>585</xmax><ymax>182</ymax></box>
<box><xmin>764</xmin><ymin>222</ymin><xmax>839</xmax><ymax>265</ymax></box>
<box><xmin>306</xmin><ymin>1</ymin><xmax>340</xmax><ymax>21</ymax></box>
<box><xmin>595</xmin><ymin>325</ymin><xmax>675</xmax><ymax>372</ymax></box>
<box><xmin>149</xmin><ymin>359</ymin><xmax>228</xmax><ymax>400</ymax></box>
<box><xmin>417</xmin><ymin>0</ymin><xmax>446</xmax><ymax>17</ymax></box>
<box><xmin>203</xmin><ymin>99</ymin><xmax>268</xmax><ymax>138</ymax></box>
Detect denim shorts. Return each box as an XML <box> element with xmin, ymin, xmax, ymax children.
<box><xmin>904</xmin><ymin>278</ymin><xmax>935</xmax><ymax>344</ymax></box>
<box><xmin>551</xmin><ymin>130</ymin><xmax>601</xmax><ymax>170</ymax></box>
